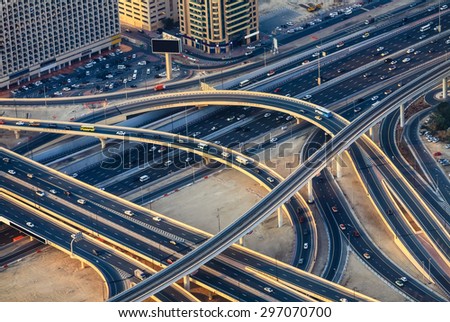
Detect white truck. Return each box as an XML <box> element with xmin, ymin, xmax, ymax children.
<box><xmin>235</xmin><ymin>156</ymin><xmax>250</xmax><ymax>165</ymax></box>
<box><xmin>134</xmin><ymin>269</ymin><xmax>146</xmax><ymax>281</ymax></box>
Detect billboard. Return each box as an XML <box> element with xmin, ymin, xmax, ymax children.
<box><xmin>151</xmin><ymin>39</ymin><xmax>181</xmax><ymax>54</ymax></box>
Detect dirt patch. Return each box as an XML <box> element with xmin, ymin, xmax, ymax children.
<box><xmin>0</xmin><ymin>246</ymin><xmax>103</xmax><ymax>302</ymax></box>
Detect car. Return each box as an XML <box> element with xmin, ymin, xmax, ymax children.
<box><xmin>336</xmin><ymin>41</ymin><xmax>345</xmax><ymax>48</ymax></box>
<box><xmin>35</xmin><ymin>190</ymin><xmax>45</xmax><ymax>197</ymax></box>
<box><xmin>116</xmin><ymin>130</ymin><xmax>126</xmax><ymax>135</ymax></box>
<box><xmin>26</xmin><ymin>222</ymin><xmax>34</xmax><ymax>228</ymax></box>
<box><xmin>267</xmin><ymin>70</ymin><xmax>276</xmax><ymax>77</ymax></box>
<box><xmin>352</xmin><ymin>230</ymin><xmax>360</xmax><ymax>237</ymax></box>
<box><xmin>264</xmin><ymin>287</ymin><xmax>273</xmax><ymax>293</ymax></box>
<box><xmin>390</xmin><ymin>60</ymin><xmax>397</xmax><ymax>65</ymax></box>
<box><xmin>137</xmin><ymin>61</ymin><xmax>147</xmax><ymax>66</ymax></box>
<box><xmin>354</xmin><ymin>107</ymin><xmax>362</xmax><ymax>113</ymax></box>
<box><xmin>331</xmin><ymin>205</ymin><xmax>338</xmax><ymax>213</ymax></box>
<box><xmin>419</xmin><ymin>34</ymin><xmax>427</xmax><ymax>40</ymax></box>
<box><xmin>157</xmin><ymin>147</ymin><xmax>166</xmax><ymax>153</ymax></box>
<box><xmin>15</xmin><ymin>121</ymin><xmax>25</xmax><ymax>126</ymax></box>
<box><xmin>62</xmin><ymin>87</ymin><xmax>71</xmax><ymax>91</ymax></box>
<box><xmin>303</xmin><ymin>243</ymin><xmax>309</xmax><ymax>249</ymax></box>
<box><xmin>152</xmin><ymin>216</ymin><xmax>161</xmax><ymax>222</ymax></box>
<box><xmin>7</xmin><ymin>169</ymin><xmax>16</xmax><ymax>175</ymax></box>
<box><xmin>399</xmin><ymin>276</ymin><xmax>408</xmax><ymax>282</ymax></box>
<box><xmin>384</xmin><ymin>89</ymin><xmax>392</xmax><ymax>95</ymax></box>
<box><xmin>266</xmin><ymin>177</ymin><xmax>274</xmax><ymax>183</ymax></box>
<box><xmin>302</xmin><ymin>94</ymin><xmax>312</xmax><ymax>100</ymax></box>
<box><xmin>414</xmin><ymin>50</ymin><xmax>421</xmax><ymax>55</ymax></box>
<box><xmin>376</xmin><ymin>46</ymin><xmax>384</xmax><ymax>52</ymax></box>
<box><xmin>49</xmin><ymin>189</ymin><xmax>57</xmax><ymax>194</ymax></box>
<box><xmin>363</xmin><ymin>252</ymin><xmax>371</xmax><ymax>260</ymax></box>
<box><xmin>286</xmin><ymin>115</ymin><xmax>294</xmax><ymax>121</ymax></box>
<box><xmin>406</xmin><ymin>48</ymin><xmax>415</xmax><ymax>54</ymax></box>
<box><xmin>339</xmin><ymin>298</ymin><xmax>348</xmax><ymax>302</ymax></box>
<box><xmin>264</xmin><ymin>113</ymin><xmax>271</xmax><ymax>118</ymax></box>
<box><xmin>441</xmin><ymin>5</ymin><xmax>448</xmax><ymax>10</ymax></box>
<box><xmin>380</xmin><ymin>51</ymin><xmax>390</xmax><ymax>57</ymax></box>
<box><xmin>337</xmin><ymin>68</ymin><xmax>344</xmax><ymax>73</ymax></box>
<box><xmin>363</xmin><ymin>72</ymin><xmax>371</xmax><ymax>78</ymax></box>
<box><xmin>273</xmin><ymin>87</ymin><xmax>281</xmax><ymax>93</ymax></box>
<box><xmin>164</xmin><ymin>160</ymin><xmax>173</xmax><ymax>167</ymax></box>
<box><xmin>388</xmin><ymin>65</ymin><xmax>397</xmax><ymax>71</ymax></box>
<box><xmin>270</xmin><ymin>137</ymin><xmax>278</xmax><ymax>143</ymax></box>
<box><xmin>312</xmin><ymin>52</ymin><xmax>320</xmax><ymax>58</ymax></box>
<box><xmin>402</xmin><ymin>57</ymin><xmax>411</xmax><ymax>63</ymax></box>
<box><xmin>395</xmin><ymin>280</ymin><xmax>404</xmax><ymax>287</ymax></box>
<box><xmin>124</xmin><ymin>210</ymin><xmax>134</xmax><ymax>216</ymax></box>
<box><xmin>315</xmin><ymin>115</ymin><xmax>322</xmax><ymax>121</ymax></box>
<box><xmin>244</xmin><ymin>51</ymin><xmax>253</xmax><ymax>56</ymax></box>
<box><xmin>27</xmin><ymin>173</ymin><xmax>34</xmax><ymax>179</ymax></box>
<box><xmin>339</xmin><ymin>224</ymin><xmax>346</xmax><ymax>230</ymax></box>
<box><xmin>185</xmin><ymin>157</ymin><xmax>193</xmax><ymax>163</ymax></box>
<box><xmin>72</xmin><ymin>173</ymin><xmax>78</xmax><ymax>178</ymax></box>
<box><xmin>77</xmin><ymin>199</ymin><xmax>86</xmax><ymax>205</ymax></box>
<box><xmin>362</xmin><ymin>32</ymin><xmax>370</xmax><ymax>38</ymax></box>
<box><xmin>281</xmin><ymin>125</ymin><xmax>288</xmax><ymax>130</ymax></box>
<box><xmin>371</xmin><ymin>95</ymin><xmax>379</xmax><ymax>101</ymax></box>
<box><xmin>301</xmin><ymin>60</ymin><xmax>310</xmax><ymax>65</ymax></box>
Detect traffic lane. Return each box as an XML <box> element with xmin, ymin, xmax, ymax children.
<box><xmin>348</xmin><ymin>145</ymin><xmax>450</xmax><ymax>298</ymax></box>
<box><xmin>0</xmin><ymin>198</ymin><xmax>126</xmax><ymax>297</ymax></box>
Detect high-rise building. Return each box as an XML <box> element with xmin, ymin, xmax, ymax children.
<box><xmin>179</xmin><ymin>0</ymin><xmax>259</xmax><ymax>54</ymax></box>
<box><xmin>118</xmin><ymin>0</ymin><xmax>178</xmax><ymax>31</ymax></box>
<box><xmin>0</xmin><ymin>0</ymin><xmax>121</xmax><ymax>89</ymax></box>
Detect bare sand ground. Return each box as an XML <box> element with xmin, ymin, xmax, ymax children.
<box><xmin>0</xmin><ymin>247</ymin><xmax>103</xmax><ymax>302</ymax></box>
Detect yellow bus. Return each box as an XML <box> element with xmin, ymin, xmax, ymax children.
<box><xmin>80</xmin><ymin>125</ymin><xmax>95</xmax><ymax>132</ymax></box>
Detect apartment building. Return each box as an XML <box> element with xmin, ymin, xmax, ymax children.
<box><xmin>118</xmin><ymin>0</ymin><xmax>178</xmax><ymax>31</ymax></box>
<box><xmin>0</xmin><ymin>0</ymin><xmax>121</xmax><ymax>89</ymax></box>
<box><xmin>179</xmin><ymin>0</ymin><xmax>259</xmax><ymax>54</ymax></box>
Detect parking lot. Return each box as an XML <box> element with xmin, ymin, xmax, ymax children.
<box><xmin>5</xmin><ymin>43</ymin><xmax>186</xmax><ymax>99</ymax></box>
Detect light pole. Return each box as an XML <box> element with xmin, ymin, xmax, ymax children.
<box><xmin>216</xmin><ymin>207</ymin><xmax>222</xmax><ymax>232</ymax></box>
<box><xmin>70</xmin><ymin>232</ymin><xmax>82</xmax><ymax>258</ymax></box>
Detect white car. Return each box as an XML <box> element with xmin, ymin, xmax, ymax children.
<box><xmin>371</xmin><ymin>95</ymin><xmax>379</xmax><ymax>101</ymax></box>
<box><xmin>35</xmin><ymin>190</ymin><xmax>45</xmax><ymax>197</ymax></box>
<box><xmin>137</xmin><ymin>61</ymin><xmax>147</xmax><ymax>66</ymax></box>
<box><xmin>270</xmin><ymin>137</ymin><xmax>278</xmax><ymax>143</ymax></box>
<box><xmin>399</xmin><ymin>276</ymin><xmax>408</xmax><ymax>282</ymax></box>
<box><xmin>303</xmin><ymin>243</ymin><xmax>309</xmax><ymax>249</ymax></box>
<box><xmin>7</xmin><ymin>169</ymin><xmax>16</xmax><ymax>175</ymax></box>
<box><xmin>77</xmin><ymin>199</ymin><xmax>86</xmax><ymax>205</ymax></box>
<box><xmin>267</xmin><ymin>177</ymin><xmax>275</xmax><ymax>183</ymax></box>
<box><xmin>72</xmin><ymin>173</ymin><xmax>78</xmax><ymax>178</ymax></box>
<box><xmin>116</xmin><ymin>131</ymin><xmax>126</xmax><ymax>135</ymax></box>
<box><xmin>312</xmin><ymin>52</ymin><xmax>320</xmax><ymax>58</ymax></box>
<box><xmin>26</xmin><ymin>222</ymin><xmax>34</xmax><ymax>228</ymax></box>
<box><xmin>441</xmin><ymin>5</ymin><xmax>448</xmax><ymax>10</ymax></box>
<box><xmin>62</xmin><ymin>87</ymin><xmax>71</xmax><ymax>91</ymax></box>
<box><xmin>152</xmin><ymin>216</ymin><xmax>162</xmax><ymax>222</ymax></box>
<box><xmin>402</xmin><ymin>57</ymin><xmax>411</xmax><ymax>63</ymax></box>
<box><xmin>264</xmin><ymin>113</ymin><xmax>271</xmax><ymax>118</ymax></box>
<box><xmin>302</xmin><ymin>94</ymin><xmax>312</xmax><ymax>100</ymax></box>
<box><xmin>263</xmin><ymin>287</ymin><xmax>273</xmax><ymax>293</ymax></box>
<box><xmin>124</xmin><ymin>210</ymin><xmax>134</xmax><ymax>216</ymax></box>
<box><xmin>49</xmin><ymin>189</ymin><xmax>57</xmax><ymax>194</ymax></box>
<box><xmin>15</xmin><ymin>121</ymin><xmax>25</xmax><ymax>126</ymax></box>
<box><xmin>406</xmin><ymin>48</ymin><xmax>415</xmax><ymax>54</ymax></box>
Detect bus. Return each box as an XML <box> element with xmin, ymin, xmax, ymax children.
<box><xmin>80</xmin><ymin>125</ymin><xmax>95</xmax><ymax>132</ymax></box>
<box><xmin>235</xmin><ymin>156</ymin><xmax>250</xmax><ymax>165</ymax></box>
<box><xmin>314</xmin><ymin>109</ymin><xmax>332</xmax><ymax>118</ymax></box>
<box><xmin>420</xmin><ymin>23</ymin><xmax>431</xmax><ymax>32</ymax></box>
<box><xmin>239</xmin><ymin>79</ymin><xmax>250</xmax><ymax>87</ymax></box>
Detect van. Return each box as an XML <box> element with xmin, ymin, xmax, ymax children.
<box><xmin>139</xmin><ymin>175</ymin><xmax>150</xmax><ymax>182</ymax></box>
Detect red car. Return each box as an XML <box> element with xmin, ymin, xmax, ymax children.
<box><xmin>433</xmin><ymin>151</ymin><xmax>442</xmax><ymax>157</ymax></box>
<box><xmin>267</xmin><ymin>70</ymin><xmax>276</xmax><ymax>77</ymax></box>
<box><xmin>339</xmin><ymin>224</ymin><xmax>346</xmax><ymax>230</ymax></box>
<box><xmin>331</xmin><ymin>205</ymin><xmax>338</xmax><ymax>213</ymax></box>
<box><xmin>0</xmin><ymin>120</ymin><xmax>4</xmax><ymax>124</ymax></box>
<box><xmin>274</xmin><ymin>87</ymin><xmax>281</xmax><ymax>93</ymax></box>
<box><xmin>352</xmin><ymin>230</ymin><xmax>360</xmax><ymax>237</ymax></box>
<box><xmin>299</xmin><ymin>215</ymin><xmax>305</xmax><ymax>223</ymax></box>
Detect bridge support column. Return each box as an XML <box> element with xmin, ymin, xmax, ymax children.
<box><xmin>307</xmin><ymin>180</ymin><xmax>314</xmax><ymax>203</ymax></box>
<box><xmin>98</xmin><ymin>137</ymin><xmax>106</xmax><ymax>150</ymax></box>
<box><xmin>399</xmin><ymin>103</ymin><xmax>405</xmax><ymax>128</ymax></box>
<box><xmin>208</xmin><ymin>290</ymin><xmax>213</xmax><ymax>300</ymax></box>
<box><xmin>239</xmin><ymin>237</ymin><xmax>244</xmax><ymax>246</ymax></box>
<box><xmin>183</xmin><ymin>276</ymin><xmax>190</xmax><ymax>291</ymax></box>
<box><xmin>335</xmin><ymin>155</ymin><xmax>342</xmax><ymax>179</ymax></box>
<box><xmin>14</xmin><ymin>130</ymin><xmax>20</xmax><ymax>139</ymax></box>
<box><xmin>277</xmin><ymin>208</ymin><xmax>283</xmax><ymax>228</ymax></box>
<box><xmin>80</xmin><ymin>261</ymin><xmax>85</xmax><ymax>269</ymax></box>
<box><xmin>368</xmin><ymin>127</ymin><xmax>374</xmax><ymax>140</ymax></box>
<box><xmin>296</xmin><ymin>118</ymin><xmax>301</xmax><ymax>125</ymax></box>
<box><xmin>202</xmin><ymin>157</ymin><xmax>210</xmax><ymax>165</ymax></box>
<box><xmin>443</xmin><ymin>77</ymin><xmax>448</xmax><ymax>100</ymax></box>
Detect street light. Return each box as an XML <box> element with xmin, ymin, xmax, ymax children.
<box><xmin>70</xmin><ymin>232</ymin><xmax>83</xmax><ymax>258</ymax></box>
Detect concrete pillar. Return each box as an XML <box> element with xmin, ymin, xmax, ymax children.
<box><xmin>277</xmin><ymin>208</ymin><xmax>283</xmax><ymax>228</ymax></box>
<box><xmin>307</xmin><ymin>180</ymin><xmax>314</xmax><ymax>203</ymax></box>
<box><xmin>165</xmin><ymin>53</ymin><xmax>172</xmax><ymax>81</ymax></box>
<box><xmin>202</xmin><ymin>157</ymin><xmax>210</xmax><ymax>165</ymax></box>
<box><xmin>399</xmin><ymin>103</ymin><xmax>405</xmax><ymax>128</ymax></box>
<box><xmin>335</xmin><ymin>155</ymin><xmax>342</xmax><ymax>179</ymax></box>
<box><xmin>443</xmin><ymin>77</ymin><xmax>448</xmax><ymax>100</ymax></box>
<box><xmin>239</xmin><ymin>237</ymin><xmax>244</xmax><ymax>246</ymax></box>
<box><xmin>81</xmin><ymin>261</ymin><xmax>85</xmax><ymax>269</ymax></box>
<box><xmin>368</xmin><ymin>127</ymin><xmax>374</xmax><ymax>140</ymax></box>
<box><xmin>14</xmin><ymin>130</ymin><xmax>20</xmax><ymax>139</ymax></box>
<box><xmin>183</xmin><ymin>276</ymin><xmax>190</xmax><ymax>291</ymax></box>
<box><xmin>98</xmin><ymin>138</ymin><xmax>106</xmax><ymax>150</ymax></box>
<box><xmin>296</xmin><ymin>118</ymin><xmax>301</xmax><ymax>125</ymax></box>
<box><xmin>208</xmin><ymin>290</ymin><xmax>213</xmax><ymax>300</ymax></box>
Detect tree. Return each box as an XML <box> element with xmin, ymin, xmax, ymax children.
<box><xmin>429</xmin><ymin>102</ymin><xmax>450</xmax><ymax>131</ymax></box>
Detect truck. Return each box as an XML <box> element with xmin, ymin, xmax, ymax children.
<box><xmin>134</xmin><ymin>269</ymin><xmax>146</xmax><ymax>281</ymax></box>
<box><xmin>306</xmin><ymin>3</ymin><xmax>322</xmax><ymax>12</ymax></box>
<box><xmin>235</xmin><ymin>156</ymin><xmax>250</xmax><ymax>165</ymax></box>
<box><xmin>154</xmin><ymin>84</ymin><xmax>166</xmax><ymax>91</ymax></box>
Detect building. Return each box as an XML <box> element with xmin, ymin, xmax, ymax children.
<box><xmin>0</xmin><ymin>0</ymin><xmax>121</xmax><ymax>89</ymax></box>
<box><xmin>118</xmin><ymin>0</ymin><xmax>178</xmax><ymax>31</ymax></box>
<box><xmin>179</xmin><ymin>0</ymin><xmax>259</xmax><ymax>54</ymax></box>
